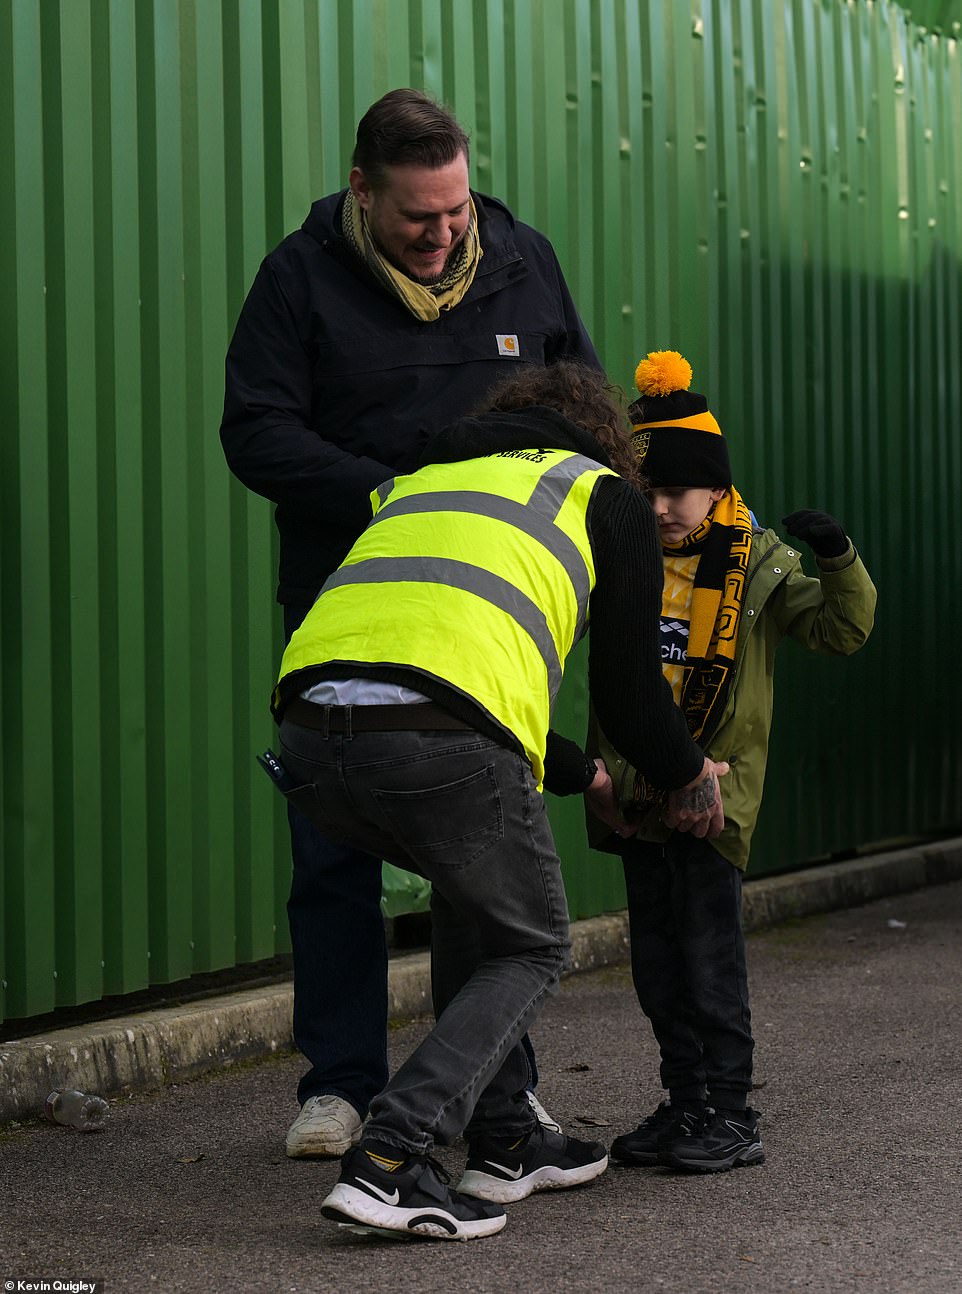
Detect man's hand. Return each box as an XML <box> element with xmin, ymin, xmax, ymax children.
<box><xmin>663</xmin><ymin>757</ymin><xmax>729</xmax><ymax>839</ymax></box>
<box><xmin>584</xmin><ymin>759</ymin><xmax>639</xmax><ymax>840</ymax></box>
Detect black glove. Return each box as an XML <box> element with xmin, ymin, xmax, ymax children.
<box><xmin>781</xmin><ymin>509</ymin><xmax>849</xmax><ymax>559</ymax></box>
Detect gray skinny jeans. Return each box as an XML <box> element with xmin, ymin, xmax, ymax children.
<box><xmin>277</xmin><ymin>717</ymin><xmax>570</xmax><ymax>1156</ymax></box>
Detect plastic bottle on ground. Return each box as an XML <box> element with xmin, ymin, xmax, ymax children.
<box><xmin>44</xmin><ymin>1089</ymin><xmax>109</xmax><ymax>1131</ymax></box>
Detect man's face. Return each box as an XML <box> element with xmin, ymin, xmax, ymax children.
<box><xmin>648</xmin><ymin>486</ymin><xmax>727</xmax><ymax>544</ymax></box>
<box><xmin>349</xmin><ymin>154</ymin><xmax>471</xmax><ymax>284</ymax></box>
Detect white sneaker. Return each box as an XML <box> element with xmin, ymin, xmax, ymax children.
<box><xmin>285</xmin><ymin>1095</ymin><xmax>363</xmax><ymax>1158</ymax></box>
<box><xmin>526</xmin><ymin>1090</ymin><xmax>562</xmax><ymax>1134</ymax></box>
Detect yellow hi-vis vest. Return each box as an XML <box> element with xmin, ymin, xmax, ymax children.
<box><xmin>275</xmin><ymin>449</ymin><xmax>617</xmax><ymax>787</ymax></box>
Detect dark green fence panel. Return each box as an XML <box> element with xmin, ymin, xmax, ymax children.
<box><xmin>2</xmin><ymin>0</ymin><xmax>960</xmax><ymax>1022</ymax></box>
<box><xmin>901</xmin><ymin>1</ymin><xmax>962</xmax><ymax>33</ymax></box>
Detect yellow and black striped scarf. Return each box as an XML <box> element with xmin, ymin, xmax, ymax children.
<box><xmin>634</xmin><ymin>487</ymin><xmax>753</xmax><ymax>811</ymax></box>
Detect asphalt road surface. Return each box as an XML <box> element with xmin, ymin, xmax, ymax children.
<box><xmin>2</xmin><ymin>881</ymin><xmax>960</xmax><ymax>1294</ymax></box>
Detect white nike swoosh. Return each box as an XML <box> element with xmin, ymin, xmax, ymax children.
<box><xmin>356</xmin><ymin>1176</ymin><xmax>401</xmax><ymax>1205</ymax></box>
<box><xmin>483</xmin><ymin>1160</ymin><xmax>524</xmax><ymax>1179</ymax></box>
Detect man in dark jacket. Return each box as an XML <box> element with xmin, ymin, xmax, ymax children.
<box><xmin>220</xmin><ymin>88</ymin><xmax>600</xmax><ymax>1158</ymax></box>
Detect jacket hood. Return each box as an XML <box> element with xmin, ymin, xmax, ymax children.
<box><xmin>300</xmin><ymin>190</ymin><xmax>344</xmax><ymax>246</ymax></box>
<box><xmin>418</xmin><ymin>407</ymin><xmax>613</xmax><ymax>470</ymax></box>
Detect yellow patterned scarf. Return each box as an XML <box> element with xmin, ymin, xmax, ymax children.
<box><xmin>341</xmin><ymin>188</ymin><xmax>482</xmax><ymax>321</ymax></box>
<box><xmin>634</xmin><ymin>487</ymin><xmax>753</xmax><ymax>811</ymax></box>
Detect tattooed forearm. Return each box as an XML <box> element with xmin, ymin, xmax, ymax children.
<box><xmin>674</xmin><ymin>771</ymin><xmax>717</xmax><ymax>815</ymax></box>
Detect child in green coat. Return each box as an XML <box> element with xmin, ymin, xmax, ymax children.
<box><xmin>587</xmin><ymin>350</ymin><xmax>876</xmax><ymax>1172</ymax></box>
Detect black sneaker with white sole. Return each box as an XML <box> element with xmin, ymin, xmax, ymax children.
<box><xmin>659</xmin><ymin>1106</ymin><xmax>764</xmax><ymax>1173</ymax></box>
<box><xmin>321</xmin><ymin>1145</ymin><xmax>506</xmax><ymax>1241</ymax></box>
<box><xmin>610</xmin><ymin>1101</ymin><xmax>702</xmax><ymax>1166</ymax></box>
<box><xmin>457</xmin><ymin>1123</ymin><xmax>608</xmax><ymax>1203</ymax></box>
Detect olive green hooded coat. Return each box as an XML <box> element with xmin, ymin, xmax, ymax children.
<box><xmin>587</xmin><ymin>527</ymin><xmax>877</xmax><ymax>871</ymax></box>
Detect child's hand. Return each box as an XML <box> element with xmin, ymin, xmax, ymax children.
<box><xmin>584</xmin><ymin>759</ymin><xmax>639</xmax><ymax>840</ymax></box>
<box><xmin>664</xmin><ymin>758</ymin><xmax>729</xmax><ymax>839</ymax></box>
<box><xmin>781</xmin><ymin>509</ymin><xmax>848</xmax><ymax>558</ymax></box>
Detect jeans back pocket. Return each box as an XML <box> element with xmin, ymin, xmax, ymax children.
<box><xmin>372</xmin><ymin>764</ymin><xmax>503</xmax><ymax>868</ymax></box>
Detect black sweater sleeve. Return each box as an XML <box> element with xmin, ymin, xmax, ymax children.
<box><xmin>585</xmin><ymin>477</ymin><xmax>704</xmax><ymax>791</ymax></box>
<box><xmin>542</xmin><ymin>728</ymin><xmax>597</xmax><ymax>796</ymax></box>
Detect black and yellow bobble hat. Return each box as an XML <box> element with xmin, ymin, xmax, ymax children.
<box><xmin>629</xmin><ymin>350</ymin><xmax>732</xmax><ymax>489</ymax></box>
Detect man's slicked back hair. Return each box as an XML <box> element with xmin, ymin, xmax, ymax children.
<box><xmin>352</xmin><ymin>88</ymin><xmax>470</xmax><ymax>189</ymax></box>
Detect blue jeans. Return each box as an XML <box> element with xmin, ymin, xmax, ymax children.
<box><xmin>278</xmin><ymin>717</ymin><xmax>570</xmax><ymax>1155</ymax></box>
<box><xmin>621</xmin><ymin>836</ymin><xmax>754</xmax><ymax>1111</ymax></box>
<box><xmin>283</xmin><ymin>606</ymin><xmax>388</xmax><ymax>1113</ymax></box>
<box><xmin>286</xmin><ymin>807</ymin><xmax>388</xmax><ymax>1111</ymax></box>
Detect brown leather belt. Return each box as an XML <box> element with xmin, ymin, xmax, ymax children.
<box><xmin>283</xmin><ymin>697</ymin><xmax>473</xmax><ymax>733</ymax></box>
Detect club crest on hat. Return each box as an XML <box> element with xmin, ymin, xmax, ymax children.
<box><xmin>631</xmin><ymin>429</ymin><xmax>651</xmax><ymax>461</ymax></box>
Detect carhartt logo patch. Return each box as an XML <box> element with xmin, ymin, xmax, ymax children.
<box><xmin>497</xmin><ymin>334</ymin><xmax>520</xmax><ymax>358</ymax></box>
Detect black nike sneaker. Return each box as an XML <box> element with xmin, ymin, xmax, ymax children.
<box><xmin>610</xmin><ymin>1101</ymin><xmax>702</xmax><ymax>1166</ymax></box>
<box><xmin>659</xmin><ymin>1106</ymin><xmax>764</xmax><ymax>1173</ymax></box>
<box><xmin>321</xmin><ymin>1145</ymin><xmax>506</xmax><ymax>1240</ymax></box>
<box><xmin>457</xmin><ymin>1123</ymin><xmax>608</xmax><ymax>1203</ymax></box>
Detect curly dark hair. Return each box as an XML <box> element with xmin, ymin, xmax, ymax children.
<box><xmin>480</xmin><ymin>361</ymin><xmax>642</xmax><ymax>488</ymax></box>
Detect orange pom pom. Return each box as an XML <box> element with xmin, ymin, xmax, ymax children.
<box><xmin>635</xmin><ymin>350</ymin><xmax>693</xmax><ymax>397</ymax></box>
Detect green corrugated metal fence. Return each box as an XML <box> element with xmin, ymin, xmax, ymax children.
<box><xmin>2</xmin><ymin>0</ymin><xmax>960</xmax><ymax>1023</ymax></box>
<box><xmin>901</xmin><ymin>1</ymin><xmax>962</xmax><ymax>32</ymax></box>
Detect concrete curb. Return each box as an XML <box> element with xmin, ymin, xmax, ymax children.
<box><xmin>2</xmin><ymin>836</ymin><xmax>960</xmax><ymax>1124</ymax></box>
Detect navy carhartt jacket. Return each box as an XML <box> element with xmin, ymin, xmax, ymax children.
<box><xmin>220</xmin><ymin>190</ymin><xmax>598</xmax><ymax>604</ymax></box>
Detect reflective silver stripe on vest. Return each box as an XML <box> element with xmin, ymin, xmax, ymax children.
<box><xmin>370</xmin><ymin>491</ymin><xmax>590</xmax><ymax>629</ymax></box>
<box><xmin>322</xmin><ymin>556</ymin><xmax>564</xmax><ymax>699</ymax></box>
<box><xmin>368</xmin><ymin>455</ymin><xmax>604</xmax><ymax>641</ymax></box>
<box><xmin>525</xmin><ymin>454</ymin><xmax>603</xmax><ymax>519</ymax></box>
<box><xmin>375</xmin><ymin>479</ymin><xmax>396</xmax><ymax>507</ymax></box>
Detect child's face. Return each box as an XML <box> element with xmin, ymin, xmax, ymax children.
<box><xmin>647</xmin><ymin>486</ymin><xmax>727</xmax><ymax>543</ymax></box>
